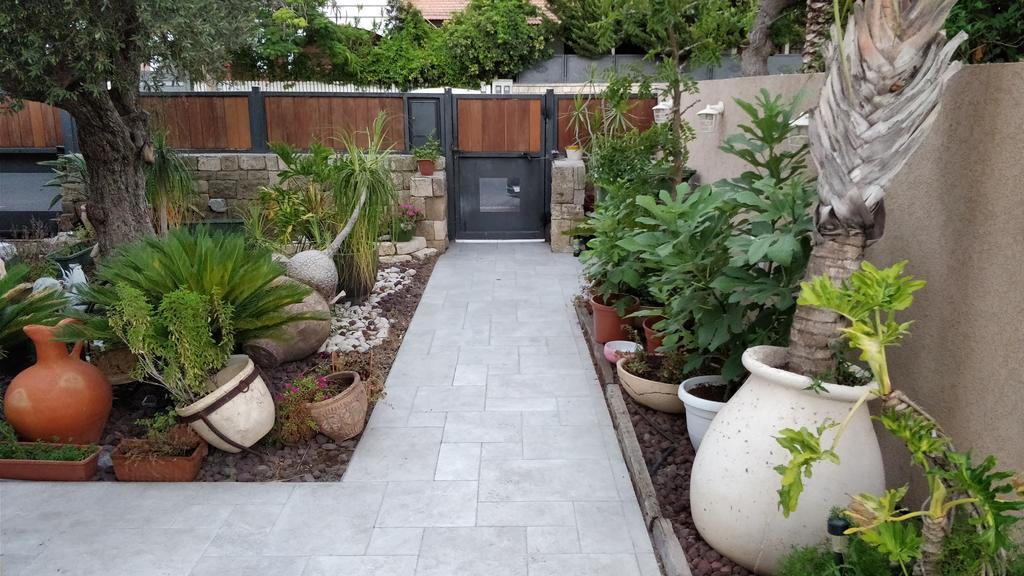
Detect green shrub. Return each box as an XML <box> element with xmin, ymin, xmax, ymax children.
<box><xmin>0</xmin><ymin>263</ymin><xmax>67</xmax><ymax>359</ymax></box>
<box><xmin>411</xmin><ymin>137</ymin><xmax>442</xmax><ymax>161</ymax></box>
<box><xmin>778</xmin><ymin>537</ymin><xmax>893</xmax><ymax>576</ymax></box>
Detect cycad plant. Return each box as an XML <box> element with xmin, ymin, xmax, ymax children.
<box><xmin>146</xmin><ymin>128</ymin><xmax>196</xmax><ymax>234</ymax></box>
<box><xmin>787</xmin><ymin>0</ymin><xmax>966</xmax><ymax>379</ymax></box>
<box><xmin>0</xmin><ymin>264</ymin><xmax>67</xmax><ymax>359</ymax></box>
<box><xmin>332</xmin><ymin>113</ymin><xmax>397</xmax><ymax>300</ymax></box>
<box><xmin>63</xmin><ymin>228</ymin><xmax>320</xmax><ymax>347</ymax></box>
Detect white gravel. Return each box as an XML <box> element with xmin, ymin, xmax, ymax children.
<box><xmin>319</xmin><ymin>266</ymin><xmax>418</xmax><ymax>354</ymax></box>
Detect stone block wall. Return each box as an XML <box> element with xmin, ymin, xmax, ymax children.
<box><xmin>62</xmin><ymin>153</ymin><xmax>449</xmax><ymax>254</ymax></box>
<box><xmin>550</xmin><ymin>159</ymin><xmax>586</xmax><ymax>253</ymax></box>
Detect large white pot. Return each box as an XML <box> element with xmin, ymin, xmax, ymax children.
<box><xmin>677</xmin><ymin>375</ymin><xmax>726</xmax><ymax>451</ymax></box>
<box><xmin>176</xmin><ymin>355</ymin><xmax>275</xmax><ymax>453</ymax></box>
<box><xmin>690</xmin><ymin>346</ymin><xmax>884</xmax><ymax>575</ymax></box>
<box><xmin>616</xmin><ymin>358</ymin><xmax>684</xmax><ymax>413</ymax></box>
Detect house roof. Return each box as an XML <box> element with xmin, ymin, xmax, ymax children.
<box><xmin>410</xmin><ymin>0</ymin><xmax>550</xmax><ymax>21</ymax></box>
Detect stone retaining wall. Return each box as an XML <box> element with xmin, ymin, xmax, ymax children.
<box><xmin>60</xmin><ymin>153</ymin><xmax>448</xmax><ymax>252</ymax></box>
<box><xmin>550</xmin><ymin>159</ymin><xmax>586</xmax><ymax>253</ymax></box>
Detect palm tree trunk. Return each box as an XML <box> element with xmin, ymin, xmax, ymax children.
<box><xmin>915</xmin><ymin>514</ymin><xmax>947</xmax><ymax>576</ymax></box>
<box><xmin>787</xmin><ymin>230</ymin><xmax>865</xmax><ymax>378</ymax></box>
<box><xmin>802</xmin><ymin>0</ymin><xmax>833</xmax><ymax>72</ymax></box>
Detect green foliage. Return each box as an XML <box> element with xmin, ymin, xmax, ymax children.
<box><xmin>947</xmin><ymin>1</ymin><xmax>1024</xmax><ymax>64</ymax></box>
<box><xmin>857</xmin><ymin>521</ymin><xmax>922</xmax><ymax>574</ymax></box>
<box><xmin>106</xmin><ymin>283</ymin><xmax>235</xmax><ymax>405</ymax></box>
<box><xmin>361</xmin><ymin>4</ymin><xmax>448</xmax><ymax>89</ymax></box>
<box><xmin>0</xmin><ymin>264</ymin><xmax>67</xmax><ymax>359</ymax></box>
<box><xmin>720</xmin><ymin>90</ymin><xmax>809</xmax><ymax>185</ymax></box>
<box><xmin>411</xmin><ymin>137</ymin><xmax>442</xmax><ymax>161</ymax></box>
<box><xmin>774</xmin><ymin>421</ymin><xmax>840</xmax><ymax>516</ymax></box>
<box><xmin>621</xmin><ymin>0</ymin><xmax>754</xmax><ymax>67</ymax></box>
<box><xmin>0</xmin><ymin>442</ymin><xmax>97</xmax><ymax>462</ymax></box>
<box><xmin>546</xmin><ymin>0</ymin><xmax>626</xmax><ymax>58</ymax></box>
<box><xmin>588</xmin><ymin>125</ymin><xmax>675</xmax><ymax>193</ymax></box>
<box><xmin>798</xmin><ymin>261</ymin><xmax>926</xmax><ymax>395</ymax></box>
<box><xmin>778</xmin><ymin>536</ymin><xmax>892</xmax><ymax>576</ymax></box>
<box><xmin>63</xmin><ymin>228</ymin><xmax>318</xmax><ymax>352</ymax></box>
<box><xmin>442</xmin><ymin>0</ymin><xmax>553</xmax><ymax>83</ymax></box>
<box><xmin>942</xmin><ymin>451</ymin><xmax>1024</xmax><ymax>563</ymax></box>
<box><xmin>146</xmin><ymin>128</ymin><xmax>197</xmax><ymax>233</ymax></box>
<box><xmin>0</xmin><ymin>0</ymin><xmax>260</xmax><ymax>105</ymax></box>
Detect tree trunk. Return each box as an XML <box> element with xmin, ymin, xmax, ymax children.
<box><xmin>743</xmin><ymin>0</ymin><xmax>799</xmax><ymax>77</ymax></box>
<box><xmin>915</xmin><ymin>514</ymin><xmax>947</xmax><ymax>576</ymax></box>
<box><xmin>802</xmin><ymin>0</ymin><xmax>833</xmax><ymax>72</ymax></box>
<box><xmin>786</xmin><ymin>229</ymin><xmax>866</xmax><ymax>378</ymax></box>
<box><xmin>63</xmin><ymin>90</ymin><xmax>154</xmax><ymax>254</ymax></box>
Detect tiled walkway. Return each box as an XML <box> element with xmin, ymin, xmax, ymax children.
<box><xmin>0</xmin><ymin>243</ymin><xmax>659</xmax><ymax>576</ymax></box>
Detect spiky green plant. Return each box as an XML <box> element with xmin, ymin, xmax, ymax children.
<box><xmin>62</xmin><ymin>228</ymin><xmax>323</xmax><ymax>348</ymax></box>
<box><xmin>333</xmin><ymin>112</ymin><xmax>397</xmax><ymax>299</ymax></box>
<box><xmin>0</xmin><ymin>264</ymin><xmax>68</xmax><ymax>359</ymax></box>
<box><xmin>146</xmin><ymin>128</ymin><xmax>196</xmax><ymax>235</ymax></box>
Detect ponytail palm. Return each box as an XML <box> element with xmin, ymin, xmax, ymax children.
<box><xmin>787</xmin><ymin>0</ymin><xmax>967</xmax><ymax>378</ymax></box>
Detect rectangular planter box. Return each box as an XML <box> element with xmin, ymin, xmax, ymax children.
<box><xmin>0</xmin><ymin>444</ymin><xmax>100</xmax><ymax>481</ymax></box>
<box><xmin>111</xmin><ymin>438</ymin><xmax>208</xmax><ymax>482</ymax></box>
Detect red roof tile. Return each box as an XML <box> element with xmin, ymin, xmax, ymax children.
<box><xmin>410</xmin><ymin>0</ymin><xmax>550</xmax><ymax>21</ymax></box>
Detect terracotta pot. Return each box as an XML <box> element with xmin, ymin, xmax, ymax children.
<box><xmin>111</xmin><ymin>428</ymin><xmax>208</xmax><ymax>482</ymax></box>
<box><xmin>307</xmin><ymin>372</ymin><xmax>368</xmax><ymax>442</ymax></box>
<box><xmin>690</xmin><ymin>346</ymin><xmax>885</xmax><ymax>574</ymax></box>
<box><xmin>589</xmin><ymin>294</ymin><xmax>638</xmax><ymax>344</ymax></box>
<box><xmin>642</xmin><ymin>316</ymin><xmax>665</xmax><ymax>353</ymax></box>
<box><xmin>615</xmin><ymin>357</ymin><xmax>684</xmax><ymax>414</ymax></box>
<box><xmin>0</xmin><ymin>444</ymin><xmax>99</xmax><ymax>481</ymax></box>
<box><xmin>5</xmin><ymin>320</ymin><xmax>112</xmax><ymax>443</ymax></box>
<box><xmin>417</xmin><ymin>159</ymin><xmax>436</xmax><ymax>176</ymax></box>
<box><xmin>176</xmin><ymin>355</ymin><xmax>275</xmax><ymax>453</ymax></box>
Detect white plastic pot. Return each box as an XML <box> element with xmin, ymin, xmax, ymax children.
<box><xmin>176</xmin><ymin>355</ymin><xmax>275</xmax><ymax>453</ymax></box>
<box><xmin>690</xmin><ymin>346</ymin><xmax>884</xmax><ymax>575</ymax></box>
<box><xmin>677</xmin><ymin>375</ymin><xmax>726</xmax><ymax>451</ymax></box>
<box><xmin>565</xmin><ymin>148</ymin><xmax>584</xmax><ymax>161</ymax></box>
<box><xmin>616</xmin><ymin>358</ymin><xmax>683</xmax><ymax>413</ymax></box>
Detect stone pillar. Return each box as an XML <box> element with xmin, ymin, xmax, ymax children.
<box><xmin>410</xmin><ymin>167</ymin><xmax>449</xmax><ymax>252</ymax></box>
<box><xmin>550</xmin><ymin>159</ymin><xmax>586</xmax><ymax>253</ymax></box>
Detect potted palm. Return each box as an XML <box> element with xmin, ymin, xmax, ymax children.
<box><xmin>689</xmin><ymin>1</ymin><xmax>968</xmax><ymax>571</ymax></box>
<box><xmin>64</xmin><ymin>228</ymin><xmax>324</xmax><ymax>453</ymax></box>
<box><xmin>111</xmin><ymin>409</ymin><xmax>208</xmax><ymax>482</ymax></box>
<box><xmin>411</xmin><ymin>136</ymin><xmax>441</xmax><ymax>176</ymax></box>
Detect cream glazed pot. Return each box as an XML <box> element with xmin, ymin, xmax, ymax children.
<box><xmin>689</xmin><ymin>346</ymin><xmax>884</xmax><ymax>575</ymax></box>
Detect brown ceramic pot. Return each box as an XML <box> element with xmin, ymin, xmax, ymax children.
<box><xmin>417</xmin><ymin>159</ymin><xmax>436</xmax><ymax>176</ymax></box>
<box><xmin>642</xmin><ymin>316</ymin><xmax>666</xmax><ymax>354</ymax></box>
<box><xmin>0</xmin><ymin>444</ymin><xmax>100</xmax><ymax>481</ymax></box>
<box><xmin>307</xmin><ymin>372</ymin><xmax>368</xmax><ymax>442</ymax></box>
<box><xmin>111</xmin><ymin>428</ymin><xmax>208</xmax><ymax>482</ymax></box>
<box><xmin>589</xmin><ymin>294</ymin><xmax>638</xmax><ymax>344</ymax></box>
<box><xmin>5</xmin><ymin>320</ymin><xmax>112</xmax><ymax>444</ymax></box>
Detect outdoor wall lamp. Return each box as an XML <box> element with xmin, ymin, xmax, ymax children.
<box><xmin>697</xmin><ymin>101</ymin><xmax>725</xmax><ymax>133</ymax></box>
<box><xmin>652</xmin><ymin>98</ymin><xmax>673</xmax><ymax>125</ymax></box>
<box><xmin>791</xmin><ymin>112</ymin><xmax>811</xmax><ymax>136</ymax></box>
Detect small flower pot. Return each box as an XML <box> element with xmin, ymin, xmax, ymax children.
<box><xmin>589</xmin><ymin>294</ymin><xmax>638</xmax><ymax>344</ymax></box>
<box><xmin>0</xmin><ymin>444</ymin><xmax>100</xmax><ymax>481</ymax></box>
<box><xmin>393</xmin><ymin>228</ymin><xmax>414</xmax><ymax>243</ymax></box>
<box><xmin>677</xmin><ymin>375</ymin><xmax>727</xmax><ymax>450</ymax></box>
<box><xmin>306</xmin><ymin>371</ymin><xmax>368</xmax><ymax>442</ymax></box>
<box><xmin>417</xmin><ymin>159</ymin><xmax>436</xmax><ymax>176</ymax></box>
<box><xmin>603</xmin><ymin>341</ymin><xmax>640</xmax><ymax>364</ymax></box>
<box><xmin>642</xmin><ymin>316</ymin><xmax>665</xmax><ymax>353</ymax></box>
<box><xmin>111</xmin><ymin>428</ymin><xmax>208</xmax><ymax>482</ymax></box>
<box><xmin>565</xmin><ymin>148</ymin><xmax>584</xmax><ymax>161</ymax></box>
<box><xmin>615</xmin><ymin>357</ymin><xmax>684</xmax><ymax>414</ymax></box>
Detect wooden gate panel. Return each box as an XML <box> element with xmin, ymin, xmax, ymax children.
<box><xmin>457</xmin><ymin>99</ymin><xmax>542</xmax><ymax>153</ymax></box>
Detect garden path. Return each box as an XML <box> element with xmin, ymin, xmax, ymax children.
<box><xmin>0</xmin><ymin>242</ymin><xmax>660</xmax><ymax>576</ymax></box>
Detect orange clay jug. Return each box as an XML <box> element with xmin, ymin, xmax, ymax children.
<box><xmin>5</xmin><ymin>319</ymin><xmax>112</xmax><ymax>443</ymax></box>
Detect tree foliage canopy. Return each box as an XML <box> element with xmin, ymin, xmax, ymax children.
<box><xmin>946</xmin><ymin>0</ymin><xmax>1024</xmax><ymax>64</ymax></box>
<box><xmin>0</xmin><ymin>0</ymin><xmax>261</xmax><ymax>105</ymax></box>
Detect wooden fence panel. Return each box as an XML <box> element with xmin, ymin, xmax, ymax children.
<box><xmin>141</xmin><ymin>96</ymin><xmax>251</xmax><ymax>150</ymax></box>
<box><xmin>457</xmin><ymin>99</ymin><xmax>542</xmax><ymax>153</ymax></box>
<box><xmin>0</xmin><ymin>101</ymin><xmax>63</xmax><ymax>148</ymax></box>
<box><xmin>556</xmin><ymin>97</ymin><xmax>657</xmax><ymax>150</ymax></box>
<box><xmin>264</xmin><ymin>96</ymin><xmax>405</xmax><ymax>151</ymax></box>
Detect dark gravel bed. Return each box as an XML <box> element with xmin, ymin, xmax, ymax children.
<box><xmin>2</xmin><ymin>256</ymin><xmax>436</xmax><ymax>483</ymax></box>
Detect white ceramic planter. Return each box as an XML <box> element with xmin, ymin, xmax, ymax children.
<box><xmin>616</xmin><ymin>358</ymin><xmax>683</xmax><ymax>413</ymax></box>
<box><xmin>690</xmin><ymin>346</ymin><xmax>884</xmax><ymax>575</ymax></box>
<box><xmin>565</xmin><ymin>148</ymin><xmax>584</xmax><ymax>161</ymax></box>
<box><xmin>677</xmin><ymin>375</ymin><xmax>726</xmax><ymax>451</ymax></box>
<box><xmin>176</xmin><ymin>355</ymin><xmax>276</xmax><ymax>453</ymax></box>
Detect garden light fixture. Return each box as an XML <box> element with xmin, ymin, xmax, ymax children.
<box><xmin>697</xmin><ymin>101</ymin><xmax>725</xmax><ymax>133</ymax></box>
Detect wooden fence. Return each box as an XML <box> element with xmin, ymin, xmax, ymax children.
<box><xmin>0</xmin><ymin>101</ymin><xmax>64</xmax><ymax>148</ymax></box>
<box><xmin>555</xmin><ymin>97</ymin><xmax>657</xmax><ymax>150</ymax></box>
<box><xmin>141</xmin><ymin>96</ymin><xmax>251</xmax><ymax>150</ymax></box>
<box><xmin>264</xmin><ymin>96</ymin><xmax>405</xmax><ymax>151</ymax></box>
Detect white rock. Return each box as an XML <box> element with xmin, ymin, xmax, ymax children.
<box><xmin>412</xmin><ymin>247</ymin><xmax>439</xmax><ymax>261</ymax></box>
<box><xmin>394</xmin><ymin>237</ymin><xmax>426</xmax><ymax>255</ymax></box>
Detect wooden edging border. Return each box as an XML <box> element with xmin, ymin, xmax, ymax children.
<box><xmin>574</xmin><ymin>300</ymin><xmax>693</xmax><ymax>576</ymax></box>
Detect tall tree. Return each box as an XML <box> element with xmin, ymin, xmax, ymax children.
<box><xmin>801</xmin><ymin>0</ymin><xmax>834</xmax><ymax>70</ymax></box>
<box><xmin>786</xmin><ymin>0</ymin><xmax>966</xmax><ymax>377</ymax></box>
<box><xmin>0</xmin><ymin>0</ymin><xmax>261</xmax><ymax>253</ymax></box>
<box><xmin>742</xmin><ymin>0</ymin><xmax>800</xmax><ymax>76</ymax></box>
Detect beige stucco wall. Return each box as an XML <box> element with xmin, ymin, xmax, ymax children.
<box><xmin>686</xmin><ymin>62</ymin><xmax>1024</xmax><ymax>493</ymax></box>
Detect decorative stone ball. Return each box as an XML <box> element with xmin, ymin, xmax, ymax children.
<box><xmin>286</xmin><ymin>250</ymin><xmax>338</xmax><ymax>300</ymax></box>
